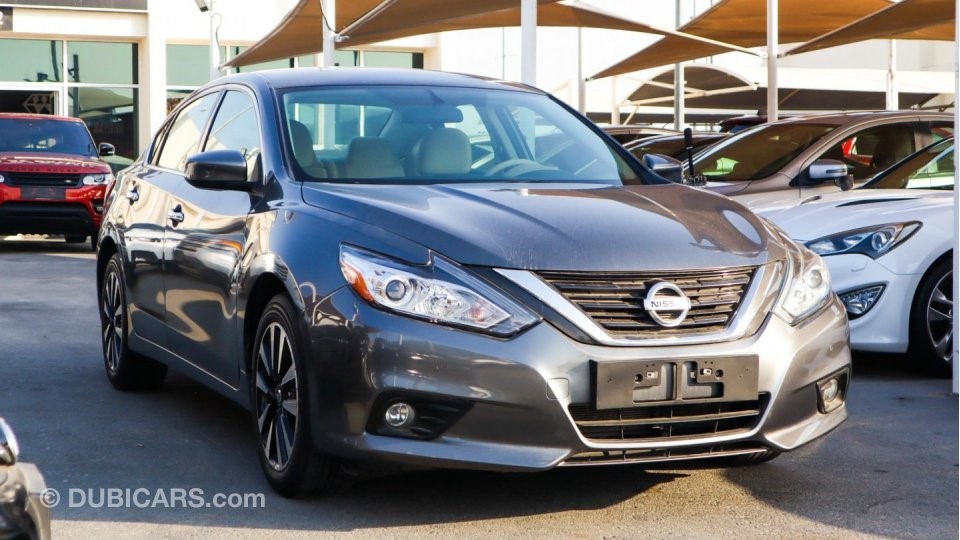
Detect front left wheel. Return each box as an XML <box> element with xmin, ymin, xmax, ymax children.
<box><xmin>99</xmin><ymin>254</ymin><xmax>167</xmax><ymax>391</ymax></box>
<box><xmin>251</xmin><ymin>294</ymin><xmax>345</xmax><ymax>497</ymax></box>
<box><xmin>910</xmin><ymin>258</ymin><xmax>953</xmax><ymax>376</ymax></box>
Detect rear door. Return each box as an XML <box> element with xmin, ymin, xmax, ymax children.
<box><xmin>164</xmin><ymin>88</ymin><xmax>262</xmax><ymax>388</ymax></box>
<box><xmin>118</xmin><ymin>91</ymin><xmax>220</xmax><ymax>348</ymax></box>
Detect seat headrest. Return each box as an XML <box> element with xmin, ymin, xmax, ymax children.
<box><xmin>289</xmin><ymin>120</ymin><xmax>316</xmax><ymax>168</ymax></box>
<box><xmin>418</xmin><ymin>128</ymin><xmax>471</xmax><ymax>176</ymax></box>
<box><xmin>345</xmin><ymin>137</ymin><xmax>404</xmax><ymax>179</ymax></box>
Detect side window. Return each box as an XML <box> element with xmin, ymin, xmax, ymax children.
<box><xmin>204</xmin><ymin>90</ymin><xmax>262</xmax><ymax>181</ymax></box>
<box><xmin>820</xmin><ymin>123</ymin><xmax>918</xmax><ymax>181</ymax></box>
<box><xmin>929</xmin><ymin>121</ymin><xmax>954</xmax><ymax>143</ymax></box>
<box><xmin>156</xmin><ymin>92</ymin><xmax>220</xmax><ymax>171</ymax></box>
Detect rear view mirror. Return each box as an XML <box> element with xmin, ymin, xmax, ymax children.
<box><xmin>98</xmin><ymin>142</ymin><xmax>116</xmax><ymax>157</ymax></box>
<box><xmin>185</xmin><ymin>149</ymin><xmax>253</xmax><ymax>191</ymax></box>
<box><xmin>642</xmin><ymin>153</ymin><xmax>683</xmax><ymax>183</ymax></box>
<box><xmin>807</xmin><ymin>159</ymin><xmax>848</xmax><ymax>185</ymax></box>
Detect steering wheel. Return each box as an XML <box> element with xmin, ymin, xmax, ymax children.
<box><xmin>485</xmin><ymin>159</ymin><xmax>551</xmax><ymax>177</ymax></box>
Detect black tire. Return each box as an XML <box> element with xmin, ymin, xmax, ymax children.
<box><xmin>64</xmin><ymin>235</ymin><xmax>87</xmax><ymax>244</ymax></box>
<box><xmin>909</xmin><ymin>258</ymin><xmax>953</xmax><ymax>377</ymax></box>
<box><xmin>251</xmin><ymin>294</ymin><xmax>344</xmax><ymax>497</ymax></box>
<box><xmin>99</xmin><ymin>254</ymin><xmax>167</xmax><ymax>391</ymax></box>
<box><xmin>90</xmin><ymin>235</ymin><xmax>98</xmax><ymax>252</ymax></box>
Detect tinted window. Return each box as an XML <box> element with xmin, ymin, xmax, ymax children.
<box><xmin>204</xmin><ymin>90</ymin><xmax>261</xmax><ymax>181</ymax></box>
<box><xmin>156</xmin><ymin>92</ymin><xmax>219</xmax><ymax>171</ymax></box>
<box><xmin>0</xmin><ymin>118</ymin><xmax>96</xmax><ymax>156</ymax></box>
<box><xmin>867</xmin><ymin>139</ymin><xmax>954</xmax><ymax>190</ymax></box>
<box><xmin>67</xmin><ymin>41</ymin><xmax>137</xmax><ymax>85</ymax></box>
<box><xmin>693</xmin><ymin>123</ymin><xmax>835</xmax><ymax>181</ymax></box>
<box><xmin>281</xmin><ymin>85</ymin><xmax>638</xmax><ymax>184</ymax></box>
<box><xmin>821</xmin><ymin>123</ymin><xmax>918</xmax><ymax>180</ymax></box>
<box><xmin>0</xmin><ymin>38</ymin><xmax>62</xmax><ymax>82</ymax></box>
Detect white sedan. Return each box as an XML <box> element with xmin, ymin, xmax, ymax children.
<box><xmin>760</xmin><ymin>138</ymin><xmax>954</xmax><ymax>374</ymax></box>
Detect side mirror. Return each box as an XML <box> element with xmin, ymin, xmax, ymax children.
<box><xmin>642</xmin><ymin>153</ymin><xmax>683</xmax><ymax>183</ymax></box>
<box><xmin>185</xmin><ymin>149</ymin><xmax>253</xmax><ymax>191</ymax></box>
<box><xmin>98</xmin><ymin>142</ymin><xmax>116</xmax><ymax>157</ymax></box>
<box><xmin>0</xmin><ymin>417</ymin><xmax>19</xmax><ymax>465</ymax></box>
<box><xmin>807</xmin><ymin>159</ymin><xmax>848</xmax><ymax>185</ymax></box>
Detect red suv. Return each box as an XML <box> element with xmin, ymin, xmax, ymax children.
<box><xmin>0</xmin><ymin>114</ymin><xmax>113</xmax><ymax>249</ymax></box>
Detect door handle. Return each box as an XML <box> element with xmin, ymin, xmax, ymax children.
<box><xmin>125</xmin><ymin>186</ymin><xmax>139</xmax><ymax>203</ymax></box>
<box><xmin>168</xmin><ymin>206</ymin><xmax>184</xmax><ymax>225</ymax></box>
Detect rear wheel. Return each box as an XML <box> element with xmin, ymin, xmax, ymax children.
<box><xmin>251</xmin><ymin>294</ymin><xmax>344</xmax><ymax>497</ymax></box>
<box><xmin>99</xmin><ymin>254</ymin><xmax>167</xmax><ymax>391</ymax></box>
<box><xmin>909</xmin><ymin>258</ymin><xmax>953</xmax><ymax>376</ymax></box>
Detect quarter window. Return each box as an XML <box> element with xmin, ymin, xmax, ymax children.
<box><xmin>156</xmin><ymin>92</ymin><xmax>219</xmax><ymax>171</ymax></box>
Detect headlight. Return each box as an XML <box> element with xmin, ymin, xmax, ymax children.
<box><xmin>774</xmin><ymin>240</ymin><xmax>833</xmax><ymax>325</ymax></box>
<box><xmin>339</xmin><ymin>245</ymin><xmax>540</xmax><ymax>336</ymax></box>
<box><xmin>82</xmin><ymin>173</ymin><xmax>113</xmax><ymax>185</ymax></box>
<box><xmin>0</xmin><ymin>173</ymin><xmax>5</xmax><ymax>183</ymax></box>
<box><xmin>806</xmin><ymin>222</ymin><xmax>920</xmax><ymax>259</ymax></box>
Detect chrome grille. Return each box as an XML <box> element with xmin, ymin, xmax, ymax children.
<box><xmin>568</xmin><ymin>394</ymin><xmax>768</xmax><ymax>442</ymax></box>
<box><xmin>561</xmin><ymin>442</ymin><xmax>770</xmax><ymax>466</ymax></box>
<box><xmin>537</xmin><ymin>266</ymin><xmax>756</xmax><ymax>338</ymax></box>
<box><xmin>6</xmin><ymin>172</ymin><xmax>81</xmax><ymax>187</ymax></box>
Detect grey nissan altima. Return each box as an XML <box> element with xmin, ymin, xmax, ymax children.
<box><xmin>95</xmin><ymin>68</ymin><xmax>850</xmax><ymax>497</ymax></box>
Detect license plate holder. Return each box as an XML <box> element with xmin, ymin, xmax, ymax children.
<box><xmin>593</xmin><ymin>356</ymin><xmax>759</xmax><ymax>410</ymax></box>
<box><xmin>20</xmin><ymin>187</ymin><xmax>66</xmax><ymax>201</ymax></box>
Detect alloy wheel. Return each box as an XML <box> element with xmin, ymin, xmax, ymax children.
<box><xmin>254</xmin><ymin>322</ymin><xmax>299</xmax><ymax>471</ymax></box>
<box><xmin>925</xmin><ymin>269</ymin><xmax>953</xmax><ymax>365</ymax></box>
<box><xmin>101</xmin><ymin>270</ymin><xmax>124</xmax><ymax>373</ymax></box>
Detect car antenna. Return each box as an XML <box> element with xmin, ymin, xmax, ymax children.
<box><xmin>683</xmin><ymin>127</ymin><xmax>705</xmax><ymax>186</ymax></box>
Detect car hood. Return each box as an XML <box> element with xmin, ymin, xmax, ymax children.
<box><xmin>759</xmin><ymin>189</ymin><xmax>952</xmax><ymax>242</ymax></box>
<box><xmin>302</xmin><ymin>182</ymin><xmax>783</xmax><ymax>271</ymax></box>
<box><xmin>0</xmin><ymin>152</ymin><xmax>109</xmax><ymax>174</ymax></box>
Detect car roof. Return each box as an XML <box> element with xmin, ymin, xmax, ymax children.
<box><xmin>202</xmin><ymin>67</ymin><xmax>543</xmax><ymax>95</ymax></box>
<box><xmin>766</xmin><ymin>110</ymin><xmax>952</xmax><ymax>126</ymax></box>
<box><xmin>0</xmin><ymin>113</ymin><xmax>85</xmax><ymax>123</ymax></box>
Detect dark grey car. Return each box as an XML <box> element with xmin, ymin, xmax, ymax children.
<box><xmin>96</xmin><ymin>68</ymin><xmax>850</xmax><ymax>497</ymax></box>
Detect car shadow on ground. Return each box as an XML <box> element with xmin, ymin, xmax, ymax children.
<box><xmin>0</xmin><ymin>237</ymin><xmax>94</xmax><ymax>256</ymax></box>
<box><xmin>723</xmin><ymin>353</ymin><xmax>959</xmax><ymax>539</ymax></box>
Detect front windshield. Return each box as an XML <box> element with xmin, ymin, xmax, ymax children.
<box><xmin>0</xmin><ymin>118</ymin><xmax>97</xmax><ymax>156</ymax></box>
<box><xmin>280</xmin><ymin>85</ymin><xmax>639</xmax><ymax>184</ymax></box>
<box><xmin>866</xmin><ymin>139</ymin><xmax>955</xmax><ymax>190</ymax></box>
<box><xmin>692</xmin><ymin>123</ymin><xmax>835</xmax><ymax>181</ymax></box>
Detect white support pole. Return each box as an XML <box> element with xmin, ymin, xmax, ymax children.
<box><xmin>520</xmin><ymin>0</ymin><xmax>537</xmax><ymax>85</ymax></box>
<box><xmin>322</xmin><ymin>0</ymin><xmax>336</xmax><ymax>67</ymax></box>
<box><xmin>766</xmin><ymin>0</ymin><xmax>778</xmax><ymax>122</ymax></box>
<box><xmin>886</xmin><ymin>39</ymin><xmax>898</xmax><ymax>110</ymax></box>
<box><xmin>952</xmin><ymin>0</ymin><xmax>958</xmax><ymax>394</ymax></box>
<box><xmin>673</xmin><ymin>0</ymin><xmax>685</xmax><ymax>130</ymax></box>
<box><xmin>576</xmin><ymin>27</ymin><xmax>586</xmax><ymax>113</ymax></box>
<box><xmin>208</xmin><ymin>0</ymin><xmax>220</xmax><ymax>81</ymax></box>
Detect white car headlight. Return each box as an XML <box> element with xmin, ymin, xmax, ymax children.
<box><xmin>806</xmin><ymin>222</ymin><xmax>920</xmax><ymax>259</ymax></box>
<box><xmin>339</xmin><ymin>245</ymin><xmax>539</xmax><ymax>336</ymax></box>
<box><xmin>82</xmin><ymin>173</ymin><xmax>113</xmax><ymax>186</ymax></box>
<box><xmin>774</xmin><ymin>240</ymin><xmax>833</xmax><ymax>325</ymax></box>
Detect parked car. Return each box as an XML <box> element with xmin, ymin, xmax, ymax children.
<box><xmin>0</xmin><ymin>418</ymin><xmax>51</xmax><ymax>540</ymax></box>
<box><xmin>691</xmin><ymin>111</ymin><xmax>953</xmax><ymax>209</ymax></box>
<box><xmin>0</xmin><ymin>114</ymin><xmax>114</xmax><ymax>249</ymax></box>
<box><xmin>760</xmin><ymin>138</ymin><xmax>955</xmax><ymax>374</ymax></box>
<box><xmin>625</xmin><ymin>132</ymin><xmax>728</xmax><ymax>160</ymax></box>
<box><xmin>97</xmin><ymin>68</ymin><xmax>850</xmax><ymax>497</ymax></box>
<box><xmin>598</xmin><ymin>124</ymin><xmax>677</xmax><ymax>145</ymax></box>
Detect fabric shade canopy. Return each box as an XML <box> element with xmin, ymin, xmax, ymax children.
<box><xmin>786</xmin><ymin>0</ymin><xmax>955</xmax><ymax>56</ymax></box>
<box><xmin>590</xmin><ymin>0</ymin><xmax>893</xmax><ymax>80</ymax></box>
<box><xmin>224</xmin><ymin>0</ymin><xmax>559</xmax><ymax>68</ymax></box>
<box><xmin>225</xmin><ymin>0</ymin><xmax>731</xmax><ymax>69</ymax></box>
<box><xmin>625</xmin><ymin>65</ymin><xmax>756</xmax><ymax>105</ymax></box>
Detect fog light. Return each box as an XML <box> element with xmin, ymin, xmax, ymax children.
<box><xmin>839</xmin><ymin>285</ymin><xmax>884</xmax><ymax>319</ymax></box>
<box><xmin>816</xmin><ymin>369</ymin><xmax>849</xmax><ymax>414</ymax></box>
<box><xmin>384</xmin><ymin>402</ymin><xmax>415</xmax><ymax>427</ymax></box>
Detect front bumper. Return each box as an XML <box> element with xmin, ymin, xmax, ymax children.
<box><xmin>0</xmin><ymin>184</ymin><xmax>104</xmax><ymax>236</ymax></box>
<box><xmin>825</xmin><ymin>253</ymin><xmax>923</xmax><ymax>354</ymax></box>
<box><xmin>302</xmin><ymin>288</ymin><xmax>851</xmax><ymax>471</ymax></box>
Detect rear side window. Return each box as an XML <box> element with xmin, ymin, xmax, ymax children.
<box><xmin>204</xmin><ymin>90</ymin><xmax>262</xmax><ymax>181</ymax></box>
<box><xmin>156</xmin><ymin>92</ymin><xmax>220</xmax><ymax>171</ymax></box>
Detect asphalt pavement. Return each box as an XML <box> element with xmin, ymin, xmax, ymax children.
<box><xmin>0</xmin><ymin>237</ymin><xmax>957</xmax><ymax>539</ymax></box>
